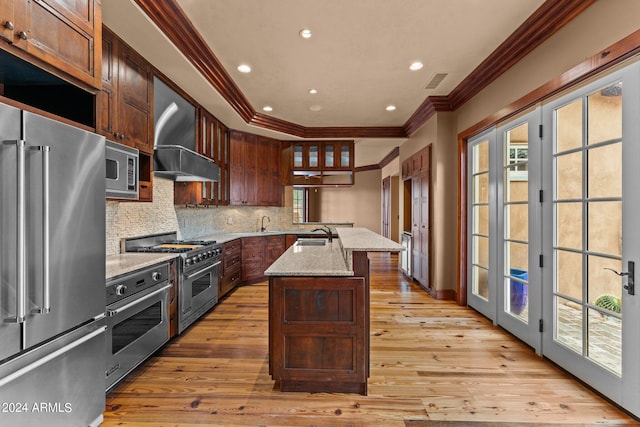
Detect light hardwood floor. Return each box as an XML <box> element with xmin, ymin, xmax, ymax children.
<box><xmin>103</xmin><ymin>253</ymin><xmax>637</xmax><ymax>426</ymax></box>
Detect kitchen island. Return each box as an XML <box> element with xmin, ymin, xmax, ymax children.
<box><xmin>264</xmin><ymin>227</ymin><xmax>403</xmax><ymax>395</ymax></box>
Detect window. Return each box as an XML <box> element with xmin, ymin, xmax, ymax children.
<box><xmin>293</xmin><ymin>187</ymin><xmax>307</xmax><ymax>223</ymax></box>
<box><xmin>507</xmin><ymin>144</ymin><xmax>528</xmax><ymax>181</ymax></box>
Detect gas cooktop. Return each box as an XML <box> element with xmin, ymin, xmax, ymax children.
<box><xmin>128</xmin><ymin>239</ymin><xmax>217</xmax><ymax>254</ymax></box>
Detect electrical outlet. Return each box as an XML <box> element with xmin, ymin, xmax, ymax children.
<box><xmin>227</xmin><ymin>217</ymin><xmax>233</xmax><ymax>225</ymax></box>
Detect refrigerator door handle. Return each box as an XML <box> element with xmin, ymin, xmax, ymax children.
<box><xmin>31</xmin><ymin>145</ymin><xmax>51</xmax><ymax>314</ymax></box>
<box><xmin>3</xmin><ymin>140</ymin><xmax>27</xmax><ymax>324</ymax></box>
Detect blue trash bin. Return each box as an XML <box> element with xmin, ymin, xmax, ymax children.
<box><xmin>510</xmin><ymin>268</ymin><xmax>528</xmax><ymax>315</ymax></box>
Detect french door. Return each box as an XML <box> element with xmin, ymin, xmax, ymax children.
<box><xmin>468</xmin><ymin>129</ymin><xmax>497</xmax><ymax>321</ymax></box>
<box><xmin>467</xmin><ymin>110</ymin><xmax>542</xmax><ymax>350</ymax></box>
<box><xmin>496</xmin><ymin>110</ymin><xmax>542</xmax><ymax>350</ymax></box>
<box><xmin>541</xmin><ymin>63</ymin><xmax>640</xmax><ymax>414</ymax></box>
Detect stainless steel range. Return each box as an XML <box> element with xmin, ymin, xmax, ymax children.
<box><xmin>122</xmin><ymin>232</ymin><xmax>222</xmax><ymax>334</ymax></box>
<box><xmin>106</xmin><ymin>263</ymin><xmax>171</xmax><ymax>392</ymax></box>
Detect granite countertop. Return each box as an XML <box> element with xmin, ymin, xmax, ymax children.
<box><xmin>265</xmin><ymin>227</ymin><xmax>404</xmax><ymax>276</ymax></box>
<box><xmin>264</xmin><ymin>238</ymin><xmax>352</xmax><ymax>277</ymax></box>
<box><xmin>196</xmin><ymin>229</ymin><xmax>337</xmax><ymax>244</ymax></box>
<box><xmin>106</xmin><ymin>253</ymin><xmax>178</xmax><ymax>280</ymax></box>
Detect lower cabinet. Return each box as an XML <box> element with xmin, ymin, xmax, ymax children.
<box><xmin>241</xmin><ymin>235</ymin><xmax>285</xmax><ymax>282</ymax></box>
<box><xmin>220</xmin><ymin>239</ymin><xmax>241</xmax><ymax>298</ymax></box>
<box><xmin>268</xmin><ymin>276</ymin><xmax>368</xmax><ymax>394</ymax></box>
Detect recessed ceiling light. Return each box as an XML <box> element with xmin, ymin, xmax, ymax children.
<box><xmin>299</xmin><ymin>28</ymin><xmax>312</xmax><ymax>39</ymax></box>
<box><xmin>262</xmin><ymin>106</ymin><xmax>273</xmax><ymax>112</ymax></box>
<box><xmin>309</xmin><ymin>105</ymin><xmax>322</xmax><ymax>112</ymax></box>
<box><xmin>409</xmin><ymin>61</ymin><xmax>424</xmax><ymax>71</ymax></box>
<box><xmin>309</xmin><ymin>89</ymin><xmax>318</xmax><ymax>94</ymax></box>
<box><xmin>237</xmin><ymin>64</ymin><xmax>251</xmax><ymax>73</ymax></box>
<box><xmin>386</xmin><ymin>105</ymin><xmax>397</xmax><ymax>111</ymax></box>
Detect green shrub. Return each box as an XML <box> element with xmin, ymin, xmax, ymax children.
<box><xmin>594</xmin><ymin>294</ymin><xmax>621</xmax><ymax>313</ymax></box>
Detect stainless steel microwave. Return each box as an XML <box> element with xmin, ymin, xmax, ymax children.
<box><xmin>106</xmin><ymin>140</ymin><xmax>139</xmax><ymax>200</ymax></box>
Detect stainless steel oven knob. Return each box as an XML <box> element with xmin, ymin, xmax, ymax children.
<box><xmin>185</xmin><ymin>258</ymin><xmax>193</xmax><ymax>266</ymax></box>
<box><xmin>115</xmin><ymin>284</ymin><xmax>127</xmax><ymax>296</ymax></box>
<box><xmin>152</xmin><ymin>271</ymin><xmax>162</xmax><ymax>281</ymax></box>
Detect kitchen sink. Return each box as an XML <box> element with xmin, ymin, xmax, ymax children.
<box><xmin>295</xmin><ymin>238</ymin><xmax>327</xmax><ymax>246</ymax></box>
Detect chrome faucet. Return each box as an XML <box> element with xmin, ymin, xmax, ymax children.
<box><xmin>312</xmin><ymin>225</ymin><xmax>333</xmax><ymax>242</ymax></box>
<box><xmin>261</xmin><ymin>215</ymin><xmax>270</xmax><ymax>232</ymax></box>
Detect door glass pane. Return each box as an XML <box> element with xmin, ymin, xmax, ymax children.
<box><xmin>556</xmin><ymin>99</ymin><xmax>582</xmax><ymax>153</ymax></box>
<box><xmin>587</xmin><ymin>201</ymin><xmax>621</xmax><ymax>256</ymax></box>
<box><xmin>588</xmin><ymin>82</ymin><xmax>622</xmax><ymax>145</ymax></box>
<box><xmin>473</xmin><ymin>236</ymin><xmax>489</xmax><ymax>267</ymax></box>
<box><xmin>588</xmin><ymin>307</ymin><xmax>621</xmax><ymax>375</ymax></box>
<box><xmin>473</xmin><ymin>173</ymin><xmax>489</xmax><ymax>203</ymax></box>
<box><xmin>473</xmin><ymin>266</ymin><xmax>489</xmax><ymax>300</ymax></box>
<box><xmin>556</xmin><ymin>151</ymin><xmax>582</xmax><ymax>200</ymax></box>
<box><xmin>474</xmin><ymin>139</ymin><xmax>489</xmax><ymax>173</ymax></box>
<box><xmin>507</xmin><ymin>204</ymin><xmax>528</xmax><ymax>242</ymax></box>
<box><xmin>556</xmin><ymin>202</ymin><xmax>582</xmax><ymax>250</ymax></box>
<box><xmin>588</xmin><ymin>143</ymin><xmax>621</xmax><ymax>198</ymax></box>
<box><xmin>556</xmin><ymin>250</ymin><xmax>582</xmax><ymax>300</ymax></box>
<box><xmin>588</xmin><ymin>256</ymin><xmax>622</xmax><ymax>304</ymax></box>
<box><xmin>473</xmin><ymin>205</ymin><xmax>489</xmax><ymax>235</ymax></box>
<box><xmin>506</xmin><ymin>274</ymin><xmax>527</xmax><ymax>320</ymax></box>
<box><xmin>506</xmin><ymin>241</ymin><xmax>528</xmax><ymax>272</ymax></box>
<box><xmin>556</xmin><ymin>296</ymin><xmax>583</xmax><ymax>353</ymax></box>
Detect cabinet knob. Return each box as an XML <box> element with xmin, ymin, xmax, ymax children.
<box><xmin>4</xmin><ymin>21</ymin><xmax>14</xmax><ymax>31</ymax></box>
<box><xmin>18</xmin><ymin>31</ymin><xmax>27</xmax><ymax>40</ymax></box>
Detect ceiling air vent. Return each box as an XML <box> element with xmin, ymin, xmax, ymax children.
<box><xmin>425</xmin><ymin>73</ymin><xmax>448</xmax><ymax>90</ymax></box>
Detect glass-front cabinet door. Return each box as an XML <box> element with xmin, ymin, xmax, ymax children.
<box><xmin>292</xmin><ymin>143</ymin><xmax>321</xmax><ymax>170</ymax></box>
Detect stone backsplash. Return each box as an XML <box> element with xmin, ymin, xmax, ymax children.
<box><xmin>106</xmin><ymin>178</ymin><xmax>315</xmax><ymax>256</ymax></box>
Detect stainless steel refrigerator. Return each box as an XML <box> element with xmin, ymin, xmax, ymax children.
<box><xmin>0</xmin><ymin>102</ymin><xmax>106</xmax><ymax>427</ymax></box>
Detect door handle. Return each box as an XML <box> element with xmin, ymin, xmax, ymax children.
<box><xmin>604</xmin><ymin>261</ymin><xmax>635</xmax><ymax>295</ymax></box>
<box><xmin>4</xmin><ymin>140</ymin><xmax>26</xmax><ymax>324</ymax></box>
<box><xmin>32</xmin><ymin>145</ymin><xmax>51</xmax><ymax>314</ymax></box>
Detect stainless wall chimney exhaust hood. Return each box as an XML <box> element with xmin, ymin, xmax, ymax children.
<box><xmin>153</xmin><ymin>77</ymin><xmax>219</xmax><ymax>182</ymax></box>
<box><xmin>154</xmin><ymin>145</ymin><xmax>220</xmax><ymax>182</ymax></box>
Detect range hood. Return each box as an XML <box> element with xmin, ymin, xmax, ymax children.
<box><xmin>153</xmin><ymin>77</ymin><xmax>219</xmax><ymax>182</ymax></box>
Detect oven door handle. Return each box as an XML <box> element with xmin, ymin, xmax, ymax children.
<box><xmin>184</xmin><ymin>260</ymin><xmax>221</xmax><ymax>280</ymax></box>
<box><xmin>107</xmin><ymin>283</ymin><xmax>171</xmax><ymax>317</ymax></box>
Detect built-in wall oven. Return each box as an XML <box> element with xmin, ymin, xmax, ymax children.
<box><xmin>122</xmin><ymin>232</ymin><xmax>222</xmax><ymax>334</ymax></box>
<box><xmin>106</xmin><ymin>263</ymin><xmax>171</xmax><ymax>392</ymax></box>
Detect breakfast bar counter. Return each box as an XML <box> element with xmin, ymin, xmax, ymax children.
<box><xmin>264</xmin><ymin>227</ymin><xmax>403</xmax><ymax>395</ymax></box>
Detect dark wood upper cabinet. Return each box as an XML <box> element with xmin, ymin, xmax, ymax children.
<box><xmin>98</xmin><ymin>27</ymin><xmax>153</xmax><ymax>154</ymax></box>
<box><xmin>230</xmin><ymin>130</ymin><xmax>281</xmax><ymax>207</ymax></box>
<box><xmin>174</xmin><ymin>107</ymin><xmax>229</xmax><ymax>206</ymax></box>
<box><xmin>290</xmin><ymin>140</ymin><xmax>354</xmax><ymax>186</ymax></box>
<box><xmin>0</xmin><ymin>0</ymin><xmax>101</xmax><ymax>89</ymax></box>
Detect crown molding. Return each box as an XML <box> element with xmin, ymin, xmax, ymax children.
<box><xmin>134</xmin><ymin>0</ymin><xmax>593</xmax><ymax>139</ymax></box>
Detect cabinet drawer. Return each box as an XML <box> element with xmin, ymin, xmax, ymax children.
<box><xmin>220</xmin><ymin>267</ymin><xmax>241</xmax><ymax>297</ymax></box>
<box><xmin>224</xmin><ymin>253</ymin><xmax>241</xmax><ymax>272</ymax></box>
<box><xmin>224</xmin><ymin>239</ymin><xmax>241</xmax><ymax>256</ymax></box>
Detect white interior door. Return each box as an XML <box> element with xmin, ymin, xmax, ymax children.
<box><xmin>541</xmin><ymin>62</ymin><xmax>640</xmax><ymax>416</ymax></box>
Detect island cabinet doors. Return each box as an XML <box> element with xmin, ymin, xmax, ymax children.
<box><xmin>268</xmin><ymin>276</ymin><xmax>368</xmax><ymax>395</ymax></box>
